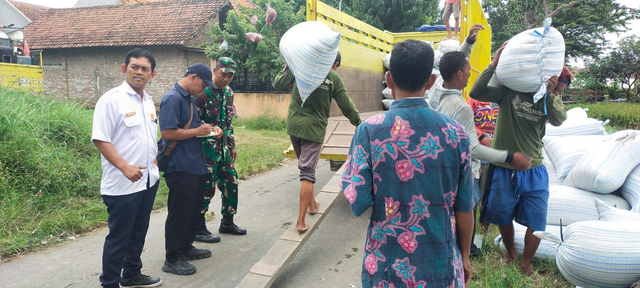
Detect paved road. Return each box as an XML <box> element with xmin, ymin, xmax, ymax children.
<box><xmin>0</xmin><ymin>160</ymin><xmax>370</xmax><ymax>288</ymax></box>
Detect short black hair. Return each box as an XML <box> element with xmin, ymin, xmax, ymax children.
<box><xmin>439</xmin><ymin>51</ymin><xmax>468</xmax><ymax>82</ymax></box>
<box><xmin>389</xmin><ymin>40</ymin><xmax>434</xmax><ymax>92</ymax></box>
<box><xmin>125</xmin><ymin>48</ymin><xmax>156</xmax><ymax>72</ymax></box>
<box><xmin>334</xmin><ymin>51</ymin><xmax>341</xmax><ymax>67</ymax></box>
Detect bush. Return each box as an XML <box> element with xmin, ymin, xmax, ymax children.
<box><xmin>0</xmin><ymin>88</ymin><xmax>104</xmax><ymax>256</ymax></box>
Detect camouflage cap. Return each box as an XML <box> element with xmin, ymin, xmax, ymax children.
<box><xmin>217</xmin><ymin>57</ymin><xmax>237</xmax><ymax>74</ymax></box>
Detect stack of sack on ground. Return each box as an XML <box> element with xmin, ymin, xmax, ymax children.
<box><xmin>621</xmin><ymin>165</ymin><xmax>640</xmax><ymax>212</ymax></box>
<box><xmin>541</xmin><ymin>107</ymin><xmax>607</xmax><ymax>185</ymax></box>
<box><xmin>536</xmin><ymin>114</ymin><xmax>640</xmax><ymax>286</ymax></box>
<box><xmin>534</xmin><ymin>200</ymin><xmax>640</xmax><ymax>288</ymax></box>
<box><xmin>493</xmin><ymin>185</ymin><xmax>630</xmax><ymax>261</ymax></box>
<box><xmin>380</xmin><ymin>40</ymin><xmax>452</xmax><ymax>110</ymax></box>
<box><xmin>564</xmin><ymin>130</ymin><xmax>640</xmax><ymax>193</ymax></box>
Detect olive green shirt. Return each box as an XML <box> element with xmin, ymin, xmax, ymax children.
<box><xmin>274</xmin><ymin>68</ymin><xmax>361</xmax><ymax>143</ymax></box>
<box><xmin>469</xmin><ymin>65</ymin><xmax>567</xmax><ymax>170</ymax></box>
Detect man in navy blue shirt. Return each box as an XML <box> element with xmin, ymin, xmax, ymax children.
<box><xmin>159</xmin><ymin>63</ymin><xmax>221</xmax><ymax>275</ymax></box>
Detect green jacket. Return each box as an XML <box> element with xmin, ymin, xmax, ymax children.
<box><xmin>274</xmin><ymin>68</ymin><xmax>361</xmax><ymax>143</ymax></box>
<box><xmin>469</xmin><ymin>65</ymin><xmax>567</xmax><ymax>170</ymax></box>
<box><xmin>194</xmin><ymin>86</ymin><xmax>235</xmax><ymax>152</ymax></box>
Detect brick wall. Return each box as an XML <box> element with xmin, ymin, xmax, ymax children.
<box><xmin>42</xmin><ymin>45</ymin><xmax>211</xmax><ymax>106</ymax></box>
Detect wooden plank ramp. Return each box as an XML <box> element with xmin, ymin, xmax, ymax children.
<box><xmin>236</xmin><ymin>166</ymin><xmax>346</xmax><ymax>288</ymax></box>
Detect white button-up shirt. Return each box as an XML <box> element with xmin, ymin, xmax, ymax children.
<box><xmin>92</xmin><ymin>81</ymin><xmax>159</xmax><ymax>196</ymax></box>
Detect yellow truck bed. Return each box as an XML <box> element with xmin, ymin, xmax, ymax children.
<box><xmin>284</xmin><ymin>0</ymin><xmax>491</xmax><ymax>163</ymax></box>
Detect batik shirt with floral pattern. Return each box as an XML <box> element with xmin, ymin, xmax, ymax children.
<box><xmin>341</xmin><ymin>98</ymin><xmax>477</xmax><ymax>288</ymax></box>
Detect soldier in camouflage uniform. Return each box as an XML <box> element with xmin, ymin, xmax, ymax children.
<box><xmin>193</xmin><ymin>57</ymin><xmax>247</xmax><ymax>243</ymax></box>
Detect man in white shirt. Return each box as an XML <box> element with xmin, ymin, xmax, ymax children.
<box><xmin>92</xmin><ymin>48</ymin><xmax>162</xmax><ymax>288</ymax></box>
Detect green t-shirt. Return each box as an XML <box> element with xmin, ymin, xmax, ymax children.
<box><xmin>469</xmin><ymin>65</ymin><xmax>567</xmax><ymax>170</ymax></box>
<box><xmin>273</xmin><ymin>68</ymin><xmax>361</xmax><ymax>143</ymax></box>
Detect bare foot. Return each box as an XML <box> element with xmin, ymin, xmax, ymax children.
<box><xmin>297</xmin><ymin>222</ymin><xmax>310</xmax><ymax>233</ymax></box>
<box><xmin>537</xmin><ymin>269</ymin><xmax>552</xmax><ymax>276</ymax></box>
<box><xmin>520</xmin><ymin>264</ymin><xmax>535</xmax><ymax>277</ymax></box>
<box><xmin>503</xmin><ymin>255</ymin><xmax>516</xmax><ymax>266</ymax></box>
<box><xmin>308</xmin><ymin>201</ymin><xmax>320</xmax><ymax>215</ymax></box>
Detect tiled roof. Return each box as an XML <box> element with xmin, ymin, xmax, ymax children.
<box><xmin>119</xmin><ymin>0</ymin><xmax>255</xmax><ymax>9</ymax></box>
<box><xmin>8</xmin><ymin>0</ymin><xmax>50</xmax><ymax>22</ymax></box>
<box><xmin>229</xmin><ymin>0</ymin><xmax>257</xmax><ymax>9</ymax></box>
<box><xmin>25</xmin><ymin>0</ymin><xmax>226</xmax><ymax>49</ymax></box>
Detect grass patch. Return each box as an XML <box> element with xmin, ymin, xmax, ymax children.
<box><xmin>566</xmin><ymin>103</ymin><xmax>640</xmax><ymax>131</ymax></box>
<box><xmin>470</xmin><ymin>225</ymin><xmax>572</xmax><ymax>287</ymax></box>
<box><xmin>234</xmin><ymin>112</ymin><xmax>287</xmax><ymax>131</ymax></box>
<box><xmin>0</xmin><ymin>88</ymin><xmax>105</xmax><ymax>256</ymax></box>
<box><xmin>0</xmin><ymin>88</ymin><xmax>290</xmax><ymax>257</ymax></box>
<box><xmin>234</xmin><ymin>127</ymin><xmax>290</xmax><ymax>179</ymax></box>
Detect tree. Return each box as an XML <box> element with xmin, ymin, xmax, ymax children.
<box><xmin>483</xmin><ymin>0</ymin><xmax>638</xmax><ymax>59</ymax></box>
<box><xmin>586</xmin><ymin>37</ymin><xmax>640</xmax><ymax>102</ymax></box>
<box><xmin>204</xmin><ymin>0</ymin><xmax>305</xmax><ymax>83</ymax></box>
<box><xmin>318</xmin><ymin>0</ymin><xmax>440</xmax><ymax>32</ymax></box>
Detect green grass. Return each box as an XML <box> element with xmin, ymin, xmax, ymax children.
<box><xmin>234</xmin><ymin>111</ymin><xmax>287</xmax><ymax>131</ymax></box>
<box><xmin>0</xmin><ymin>89</ymin><xmax>290</xmax><ymax>257</ymax></box>
<box><xmin>0</xmin><ymin>88</ymin><xmax>105</xmax><ymax>256</ymax></box>
<box><xmin>566</xmin><ymin>103</ymin><xmax>640</xmax><ymax>131</ymax></box>
<box><xmin>470</xmin><ymin>225</ymin><xmax>572</xmax><ymax>288</ymax></box>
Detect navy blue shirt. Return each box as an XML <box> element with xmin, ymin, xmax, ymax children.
<box><xmin>159</xmin><ymin>83</ymin><xmax>208</xmax><ymax>176</ymax></box>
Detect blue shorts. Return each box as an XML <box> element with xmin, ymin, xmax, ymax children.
<box><xmin>480</xmin><ymin>165</ymin><xmax>549</xmax><ymax>232</ymax></box>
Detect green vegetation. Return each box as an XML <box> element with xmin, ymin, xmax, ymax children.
<box><xmin>470</xmin><ymin>225</ymin><xmax>571</xmax><ymax>288</ymax></box>
<box><xmin>566</xmin><ymin>103</ymin><xmax>640</xmax><ymax>130</ymax></box>
<box><xmin>0</xmin><ymin>88</ymin><xmax>290</xmax><ymax>257</ymax></box>
<box><xmin>0</xmin><ymin>88</ymin><xmax>105</xmax><ymax>256</ymax></box>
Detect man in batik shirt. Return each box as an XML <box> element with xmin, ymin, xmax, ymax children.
<box><xmin>193</xmin><ymin>57</ymin><xmax>247</xmax><ymax>243</ymax></box>
<box><xmin>341</xmin><ymin>40</ymin><xmax>477</xmax><ymax>287</ymax></box>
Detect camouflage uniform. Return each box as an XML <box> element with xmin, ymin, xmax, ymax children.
<box><xmin>194</xmin><ymin>73</ymin><xmax>238</xmax><ymax>217</ymax></box>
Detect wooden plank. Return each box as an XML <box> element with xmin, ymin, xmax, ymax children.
<box><xmin>320</xmin><ymin>175</ymin><xmax>342</xmax><ymax>193</ymax></box>
<box><xmin>325</xmin><ymin>134</ymin><xmax>355</xmax><ymax>147</ymax></box>
<box><xmin>236</xmin><ymin>273</ymin><xmax>271</xmax><ymax>288</ymax></box>
<box><xmin>249</xmin><ymin>239</ymin><xmax>299</xmax><ymax>277</ymax></box>
<box><xmin>279</xmin><ymin>213</ymin><xmax>322</xmax><ymax>242</ymax></box>
<box><xmin>237</xmin><ymin>174</ymin><xmax>345</xmax><ymax>288</ymax></box>
<box><xmin>334</xmin><ymin>121</ymin><xmax>357</xmax><ymax>133</ymax></box>
<box><xmin>323</xmin><ymin>120</ymin><xmax>339</xmax><ymax>144</ymax></box>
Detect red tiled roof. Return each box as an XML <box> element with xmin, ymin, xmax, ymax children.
<box><xmin>8</xmin><ymin>0</ymin><xmax>50</xmax><ymax>22</ymax></box>
<box><xmin>229</xmin><ymin>0</ymin><xmax>257</xmax><ymax>9</ymax></box>
<box><xmin>25</xmin><ymin>0</ymin><xmax>226</xmax><ymax>49</ymax></box>
<box><xmin>119</xmin><ymin>0</ymin><xmax>256</xmax><ymax>9</ymax></box>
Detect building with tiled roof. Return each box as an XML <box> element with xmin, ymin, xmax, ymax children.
<box><xmin>118</xmin><ymin>0</ymin><xmax>256</xmax><ymax>9</ymax></box>
<box><xmin>7</xmin><ymin>0</ymin><xmax>50</xmax><ymax>22</ymax></box>
<box><xmin>75</xmin><ymin>0</ymin><xmax>120</xmax><ymax>7</ymax></box>
<box><xmin>23</xmin><ymin>0</ymin><xmax>230</xmax><ymax>102</ymax></box>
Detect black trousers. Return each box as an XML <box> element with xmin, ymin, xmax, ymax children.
<box><xmin>164</xmin><ymin>172</ymin><xmax>206</xmax><ymax>263</ymax></box>
<box><xmin>100</xmin><ymin>180</ymin><xmax>159</xmax><ymax>288</ymax></box>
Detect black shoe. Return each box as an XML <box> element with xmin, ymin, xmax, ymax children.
<box><xmin>195</xmin><ymin>233</ymin><xmax>221</xmax><ymax>243</ymax></box>
<box><xmin>162</xmin><ymin>260</ymin><xmax>196</xmax><ymax>276</ymax></box>
<box><xmin>184</xmin><ymin>247</ymin><xmax>212</xmax><ymax>260</ymax></box>
<box><xmin>219</xmin><ymin>215</ymin><xmax>247</xmax><ymax>235</ymax></box>
<box><xmin>196</xmin><ymin>213</ymin><xmax>212</xmax><ymax>236</ymax></box>
<box><xmin>120</xmin><ymin>274</ymin><xmax>162</xmax><ymax>287</ymax></box>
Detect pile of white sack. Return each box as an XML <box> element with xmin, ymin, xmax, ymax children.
<box><xmin>495</xmin><ymin>107</ymin><xmax>640</xmax><ymax>287</ymax></box>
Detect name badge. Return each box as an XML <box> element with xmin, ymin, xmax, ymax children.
<box><xmin>125</xmin><ymin>111</ymin><xmax>136</xmax><ymax>117</ymax></box>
